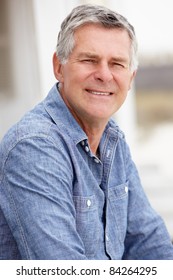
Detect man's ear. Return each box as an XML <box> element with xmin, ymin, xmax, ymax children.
<box><xmin>52</xmin><ymin>52</ymin><xmax>64</xmax><ymax>82</ymax></box>
<box><xmin>128</xmin><ymin>70</ymin><xmax>137</xmax><ymax>90</ymax></box>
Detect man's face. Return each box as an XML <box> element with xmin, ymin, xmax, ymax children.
<box><xmin>53</xmin><ymin>24</ymin><xmax>136</xmax><ymax>126</ymax></box>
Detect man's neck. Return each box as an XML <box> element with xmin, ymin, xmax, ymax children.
<box><xmin>82</xmin><ymin>123</ymin><xmax>106</xmax><ymax>155</ymax></box>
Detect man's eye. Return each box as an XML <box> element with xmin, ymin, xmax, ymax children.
<box><xmin>112</xmin><ymin>63</ymin><xmax>124</xmax><ymax>68</ymax></box>
<box><xmin>82</xmin><ymin>59</ymin><xmax>96</xmax><ymax>64</ymax></box>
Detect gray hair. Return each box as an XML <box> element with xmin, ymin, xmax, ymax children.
<box><xmin>56</xmin><ymin>4</ymin><xmax>138</xmax><ymax>71</ymax></box>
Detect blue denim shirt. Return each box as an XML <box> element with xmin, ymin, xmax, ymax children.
<box><xmin>0</xmin><ymin>84</ymin><xmax>173</xmax><ymax>260</ymax></box>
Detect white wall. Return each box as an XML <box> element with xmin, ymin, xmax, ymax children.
<box><xmin>32</xmin><ymin>0</ymin><xmax>81</xmax><ymax>97</ymax></box>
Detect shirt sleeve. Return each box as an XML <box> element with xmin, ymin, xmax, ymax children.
<box><xmin>1</xmin><ymin>135</ymin><xmax>87</xmax><ymax>259</ymax></box>
<box><xmin>123</xmin><ymin>142</ymin><xmax>173</xmax><ymax>260</ymax></box>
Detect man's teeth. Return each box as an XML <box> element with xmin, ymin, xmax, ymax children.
<box><xmin>88</xmin><ymin>90</ymin><xmax>111</xmax><ymax>96</ymax></box>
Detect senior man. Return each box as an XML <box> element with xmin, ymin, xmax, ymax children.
<box><xmin>0</xmin><ymin>4</ymin><xmax>173</xmax><ymax>259</ymax></box>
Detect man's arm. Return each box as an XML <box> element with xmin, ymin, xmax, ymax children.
<box><xmin>1</xmin><ymin>136</ymin><xmax>87</xmax><ymax>259</ymax></box>
<box><xmin>123</xmin><ymin>143</ymin><xmax>173</xmax><ymax>259</ymax></box>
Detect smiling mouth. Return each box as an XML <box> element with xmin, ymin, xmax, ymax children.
<box><xmin>86</xmin><ymin>89</ymin><xmax>113</xmax><ymax>96</ymax></box>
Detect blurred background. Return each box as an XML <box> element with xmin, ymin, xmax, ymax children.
<box><xmin>0</xmin><ymin>0</ymin><xmax>173</xmax><ymax>238</ymax></box>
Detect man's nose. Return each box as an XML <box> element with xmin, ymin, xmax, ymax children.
<box><xmin>94</xmin><ymin>62</ymin><xmax>113</xmax><ymax>83</ymax></box>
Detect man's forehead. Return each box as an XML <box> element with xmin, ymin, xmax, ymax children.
<box><xmin>73</xmin><ymin>24</ymin><xmax>131</xmax><ymax>48</ymax></box>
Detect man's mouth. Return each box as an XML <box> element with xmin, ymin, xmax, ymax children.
<box><xmin>86</xmin><ymin>89</ymin><xmax>113</xmax><ymax>96</ymax></box>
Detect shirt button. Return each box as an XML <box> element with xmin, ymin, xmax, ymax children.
<box><xmin>94</xmin><ymin>158</ymin><xmax>100</xmax><ymax>164</ymax></box>
<box><xmin>87</xmin><ymin>199</ymin><xmax>91</xmax><ymax>207</ymax></box>
<box><xmin>106</xmin><ymin>235</ymin><xmax>109</xmax><ymax>242</ymax></box>
<box><xmin>85</xmin><ymin>146</ymin><xmax>89</xmax><ymax>152</ymax></box>
<box><xmin>125</xmin><ymin>186</ymin><xmax>128</xmax><ymax>193</ymax></box>
<box><xmin>81</xmin><ymin>141</ymin><xmax>85</xmax><ymax>146</ymax></box>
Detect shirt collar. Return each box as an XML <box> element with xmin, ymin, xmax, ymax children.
<box><xmin>44</xmin><ymin>83</ymin><xmax>87</xmax><ymax>145</ymax></box>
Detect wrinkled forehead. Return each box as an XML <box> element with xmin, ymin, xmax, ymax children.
<box><xmin>73</xmin><ymin>22</ymin><xmax>132</xmax><ymax>44</ymax></box>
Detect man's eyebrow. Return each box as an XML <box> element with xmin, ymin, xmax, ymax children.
<box><xmin>77</xmin><ymin>52</ymin><xmax>128</xmax><ymax>62</ymax></box>
<box><xmin>77</xmin><ymin>52</ymin><xmax>99</xmax><ymax>59</ymax></box>
<box><xmin>111</xmin><ymin>56</ymin><xmax>129</xmax><ymax>63</ymax></box>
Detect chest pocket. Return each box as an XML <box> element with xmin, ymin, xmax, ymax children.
<box><xmin>108</xmin><ymin>182</ymin><xmax>129</xmax><ymax>242</ymax></box>
<box><xmin>73</xmin><ymin>195</ymin><xmax>99</xmax><ymax>257</ymax></box>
